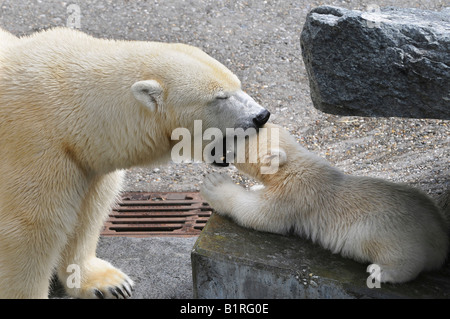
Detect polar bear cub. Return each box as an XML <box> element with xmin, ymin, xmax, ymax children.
<box><xmin>201</xmin><ymin>123</ymin><xmax>449</xmax><ymax>283</ymax></box>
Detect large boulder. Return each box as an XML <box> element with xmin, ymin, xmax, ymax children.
<box><xmin>300</xmin><ymin>6</ymin><xmax>450</xmax><ymax>120</ymax></box>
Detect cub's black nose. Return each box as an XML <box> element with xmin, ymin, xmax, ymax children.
<box><xmin>253</xmin><ymin>109</ymin><xmax>271</xmax><ymax>127</ymax></box>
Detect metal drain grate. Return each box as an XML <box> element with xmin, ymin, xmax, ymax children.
<box><xmin>101</xmin><ymin>192</ymin><xmax>212</xmax><ymax>237</ymax></box>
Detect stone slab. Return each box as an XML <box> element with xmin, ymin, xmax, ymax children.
<box><xmin>192</xmin><ymin>213</ymin><xmax>450</xmax><ymax>299</ymax></box>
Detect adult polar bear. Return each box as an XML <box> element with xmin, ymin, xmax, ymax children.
<box><xmin>0</xmin><ymin>27</ymin><xmax>270</xmax><ymax>298</ymax></box>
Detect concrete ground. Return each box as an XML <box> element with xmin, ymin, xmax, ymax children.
<box><xmin>50</xmin><ymin>236</ymin><xmax>199</xmax><ymax>299</ymax></box>
<box><xmin>1</xmin><ymin>0</ymin><xmax>448</xmax><ymax>299</ymax></box>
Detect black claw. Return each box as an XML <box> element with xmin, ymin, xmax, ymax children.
<box><xmin>94</xmin><ymin>289</ymin><xmax>105</xmax><ymax>299</ymax></box>
<box><xmin>122</xmin><ymin>284</ymin><xmax>132</xmax><ymax>297</ymax></box>
<box><xmin>116</xmin><ymin>287</ymin><xmax>127</xmax><ymax>299</ymax></box>
<box><xmin>126</xmin><ymin>279</ymin><xmax>134</xmax><ymax>291</ymax></box>
<box><xmin>109</xmin><ymin>287</ymin><xmax>119</xmax><ymax>299</ymax></box>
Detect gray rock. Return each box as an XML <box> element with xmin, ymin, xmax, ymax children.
<box><xmin>300</xmin><ymin>6</ymin><xmax>450</xmax><ymax>120</ymax></box>
<box><xmin>192</xmin><ymin>213</ymin><xmax>450</xmax><ymax>299</ymax></box>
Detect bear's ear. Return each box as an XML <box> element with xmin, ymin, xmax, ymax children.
<box><xmin>261</xmin><ymin>148</ymin><xmax>287</xmax><ymax>167</ymax></box>
<box><xmin>131</xmin><ymin>80</ymin><xmax>163</xmax><ymax>112</ymax></box>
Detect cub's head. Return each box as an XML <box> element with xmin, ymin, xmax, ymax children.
<box><xmin>233</xmin><ymin>123</ymin><xmax>289</xmax><ymax>181</ymax></box>
<box><xmin>130</xmin><ymin>43</ymin><xmax>270</xmax><ymax>164</ymax></box>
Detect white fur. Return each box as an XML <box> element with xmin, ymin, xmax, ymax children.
<box><xmin>201</xmin><ymin>123</ymin><xmax>449</xmax><ymax>284</ymax></box>
<box><xmin>131</xmin><ymin>80</ymin><xmax>164</xmax><ymax>112</ymax></box>
<box><xmin>0</xmin><ymin>27</ymin><xmax>267</xmax><ymax>298</ymax></box>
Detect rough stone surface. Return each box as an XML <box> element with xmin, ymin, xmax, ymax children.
<box><xmin>192</xmin><ymin>213</ymin><xmax>450</xmax><ymax>299</ymax></box>
<box><xmin>300</xmin><ymin>6</ymin><xmax>450</xmax><ymax>120</ymax></box>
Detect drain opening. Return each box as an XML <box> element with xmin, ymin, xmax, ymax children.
<box><xmin>101</xmin><ymin>192</ymin><xmax>212</xmax><ymax>237</ymax></box>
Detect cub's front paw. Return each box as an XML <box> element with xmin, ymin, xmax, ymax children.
<box><xmin>63</xmin><ymin>257</ymin><xmax>134</xmax><ymax>299</ymax></box>
<box><xmin>200</xmin><ymin>173</ymin><xmax>239</xmax><ymax>214</ymax></box>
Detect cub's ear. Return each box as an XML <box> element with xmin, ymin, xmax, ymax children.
<box><xmin>261</xmin><ymin>148</ymin><xmax>287</xmax><ymax>167</ymax></box>
<box><xmin>131</xmin><ymin>80</ymin><xmax>163</xmax><ymax>112</ymax></box>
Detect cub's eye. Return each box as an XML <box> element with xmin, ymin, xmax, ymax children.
<box><xmin>215</xmin><ymin>94</ymin><xmax>229</xmax><ymax>100</ymax></box>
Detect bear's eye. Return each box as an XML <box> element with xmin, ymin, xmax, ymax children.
<box><xmin>215</xmin><ymin>95</ymin><xmax>229</xmax><ymax>100</ymax></box>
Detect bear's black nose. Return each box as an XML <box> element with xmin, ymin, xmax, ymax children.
<box><xmin>253</xmin><ymin>109</ymin><xmax>271</xmax><ymax>127</ymax></box>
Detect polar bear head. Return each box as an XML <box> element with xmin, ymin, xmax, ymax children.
<box><xmin>131</xmin><ymin>44</ymin><xmax>269</xmax><ymax>131</ymax></box>
<box><xmin>130</xmin><ymin>43</ymin><xmax>270</xmax><ymax>163</ymax></box>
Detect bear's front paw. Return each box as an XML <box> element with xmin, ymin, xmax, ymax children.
<box><xmin>64</xmin><ymin>257</ymin><xmax>134</xmax><ymax>299</ymax></box>
<box><xmin>200</xmin><ymin>173</ymin><xmax>239</xmax><ymax>215</ymax></box>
